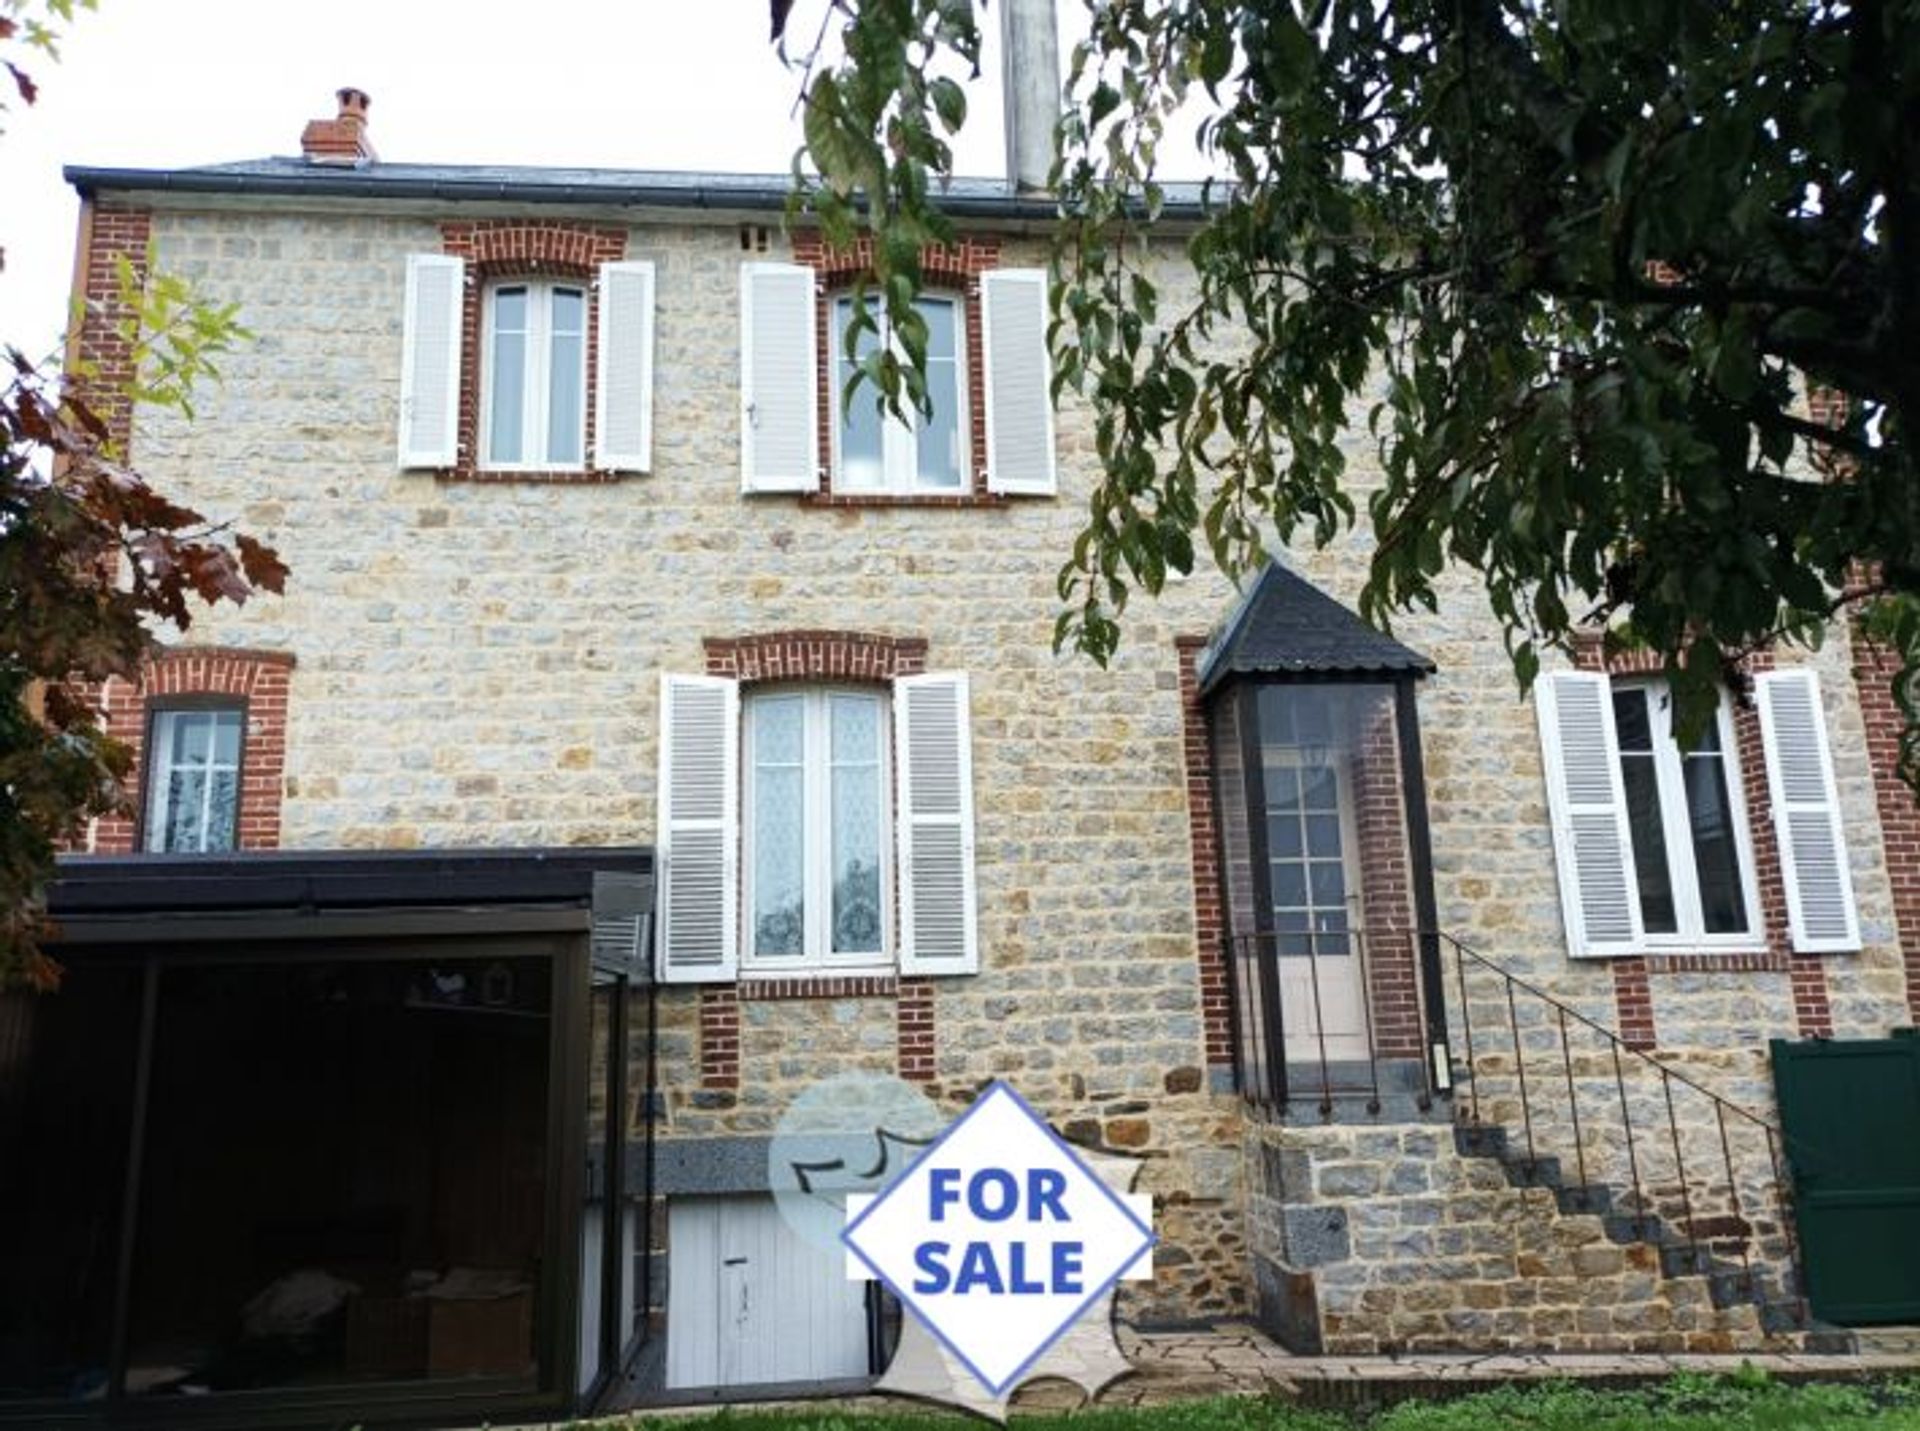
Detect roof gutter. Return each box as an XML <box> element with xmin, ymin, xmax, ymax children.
<box><xmin>61</xmin><ymin>165</ymin><xmax>1211</xmax><ymax>224</ymax></box>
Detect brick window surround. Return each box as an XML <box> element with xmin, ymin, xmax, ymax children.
<box><xmin>91</xmin><ymin>647</ymin><xmax>295</xmax><ymax>855</ymax></box>
<box><xmin>1571</xmin><ymin>638</ymin><xmax>1832</xmax><ymax>1042</ymax></box>
<box><xmin>437</xmin><ymin>221</ymin><xmax>629</xmax><ymax>484</ymax></box>
<box><xmin>790</xmin><ymin>233</ymin><xmax>1009</xmax><ymax>510</ymax></box>
<box><xmin>694</xmin><ymin>629</ymin><xmax>937</xmax><ymax>1089</ymax></box>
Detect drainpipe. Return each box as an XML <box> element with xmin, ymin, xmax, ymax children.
<box><xmin>999</xmin><ymin>0</ymin><xmax>1061</xmax><ymax>193</ymax></box>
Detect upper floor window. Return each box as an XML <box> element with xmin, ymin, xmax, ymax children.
<box><xmin>745</xmin><ymin>688</ymin><xmax>890</xmax><ymax>969</ymax></box>
<box><xmin>738</xmin><ymin>261</ymin><xmax>1056</xmax><ymax>499</ymax></box>
<box><xmin>397</xmin><ymin>251</ymin><xmax>655</xmax><ymax>476</ymax></box>
<box><xmin>830</xmin><ymin>294</ymin><xmax>966</xmax><ymax>494</ymax></box>
<box><xmin>143</xmin><ymin>705</ymin><xmax>244</xmax><ymax>853</ymax></box>
<box><xmin>1610</xmin><ymin>681</ymin><xmax>1757</xmax><ymax>943</ymax></box>
<box><xmin>483</xmin><ymin>280</ymin><xmax>587</xmax><ymax>470</ymax></box>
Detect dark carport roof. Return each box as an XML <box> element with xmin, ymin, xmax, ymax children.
<box><xmin>1197</xmin><ymin>560</ymin><xmax>1434</xmax><ymax>695</ymax></box>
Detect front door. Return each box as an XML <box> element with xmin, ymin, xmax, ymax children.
<box><xmin>1262</xmin><ymin>748</ymin><xmax>1369</xmax><ymax>1065</ymax></box>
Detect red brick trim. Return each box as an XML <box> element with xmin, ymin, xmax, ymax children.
<box><xmin>73</xmin><ymin>204</ymin><xmax>152</xmax><ymax>460</ymax></box>
<box><xmin>700</xmin><ymin>987</ymin><xmax>740</xmax><ymax>1089</ymax></box>
<box><xmin>1612</xmin><ymin>957</ymin><xmax>1657</xmax><ymax>1049</ymax></box>
<box><xmin>437</xmin><ymin>220</ymin><xmax>628</xmax><ymax>484</ymax></box>
<box><xmin>1175</xmin><ymin>636</ymin><xmax>1235</xmax><ymax>1070</ymax></box>
<box><xmin>740</xmin><ymin>975</ymin><xmax>899</xmax><ymax>1001</ymax></box>
<box><xmin>897</xmin><ymin>977</ymin><xmax>936</xmax><ymax>1082</ymax></box>
<box><xmin>1643</xmin><ymin>952</ymin><xmax>1791</xmax><ymax>975</ymax></box>
<box><xmin>1852</xmin><ymin>619</ymin><xmax>1920</xmax><ymax>1024</ymax></box>
<box><xmin>790</xmin><ymin>233</ymin><xmax>1004</xmax><ymax>507</ymax></box>
<box><xmin>703</xmin><ymin>630</ymin><xmax>929</xmax><ymax>684</ymax></box>
<box><xmin>92</xmin><ymin>647</ymin><xmax>295</xmax><ymax>855</ymax></box>
<box><xmin>1790</xmin><ymin>958</ymin><xmax>1836</xmax><ymax>1038</ymax></box>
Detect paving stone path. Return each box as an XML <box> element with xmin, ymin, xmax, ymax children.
<box><xmin>558</xmin><ymin>1320</ymin><xmax>1920</xmax><ymax>1425</ymax></box>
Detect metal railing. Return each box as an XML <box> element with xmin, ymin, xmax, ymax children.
<box><xmin>1227</xmin><ymin>923</ymin><xmax>1811</xmax><ymax>1322</ymax></box>
<box><xmin>1443</xmin><ymin>931</ymin><xmax>1808</xmax><ymax>1323</ymax></box>
<box><xmin>1228</xmin><ymin>927</ymin><xmax>1436</xmax><ymax>1118</ymax></box>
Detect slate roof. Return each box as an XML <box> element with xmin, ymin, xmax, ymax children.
<box><xmin>65</xmin><ymin>156</ymin><xmax>1216</xmax><ymax>222</ymax></box>
<box><xmin>1196</xmin><ymin>560</ymin><xmax>1434</xmax><ymax>694</ymax></box>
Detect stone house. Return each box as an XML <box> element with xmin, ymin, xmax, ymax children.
<box><xmin>3</xmin><ymin>79</ymin><xmax>1917</xmax><ymax>1430</ymax></box>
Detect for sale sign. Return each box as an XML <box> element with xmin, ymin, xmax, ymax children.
<box><xmin>842</xmin><ymin>1080</ymin><xmax>1156</xmax><ymax>1397</ymax></box>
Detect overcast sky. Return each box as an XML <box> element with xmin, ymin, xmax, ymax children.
<box><xmin>2</xmin><ymin>2</ymin><xmax>1091</xmax><ymax>363</ymax></box>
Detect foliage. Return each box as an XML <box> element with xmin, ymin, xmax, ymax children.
<box><xmin>580</xmin><ymin>1377</ymin><xmax>1920</xmax><ymax>1431</ymax></box>
<box><xmin>1</xmin><ymin>0</ymin><xmax>284</xmax><ymax>989</ymax></box>
<box><xmin>779</xmin><ymin>0</ymin><xmax>1920</xmax><ymax>776</ymax></box>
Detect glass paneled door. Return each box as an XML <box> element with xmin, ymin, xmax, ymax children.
<box><xmin>1259</xmin><ymin>691</ymin><xmax>1369</xmax><ymax>1065</ymax></box>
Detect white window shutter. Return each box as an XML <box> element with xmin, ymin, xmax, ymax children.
<box><xmin>1756</xmin><ymin>669</ymin><xmax>1860</xmax><ymax>952</ymax></box>
<box><xmin>980</xmin><ymin>268</ymin><xmax>1057</xmax><ymax>495</ymax></box>
<box><xmin>657</xmin><ymin>673</ymin><xmax>740</xmax><ymax>983</ymax></box>
<box><xmin>595</xmin><ymin>259</ymin><xmax>656</xmax><ymax>472</ymax></box>
<box><xmin>1536</xmin><ymin>672</ymin><xmax>1646</xmax><ymax>957</ymax></box>
<box><xmin>894</xmin><ymin>672</ymin><xmax>979</xmax><ymax>976</ymax></box>
<box><xmin>398</xmin><ymin>253</ymin><xmax>464</xmax><ymax>468</ymax></box>
<box><xmin>740</xmin><ymin>261</ymin><xmax>819</xmax><ymax>492</ymax></box>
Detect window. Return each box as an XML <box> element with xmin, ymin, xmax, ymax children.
<box><xmin>830</xmin><ymin>294</ymin><xmax>966</xmax><ymax>494</ymax></box>
<box><xmin>482</xmin><ymin>280</ymin><xmax>587</xmax><ymax>469</ymax></box>
<box><xmin>744</xmin><ymin>688</ymin><xmax>891</xmax><ymax>969</ymax></box>
<box><xmin>1611</xmin><ymin>682</ymin><xmax>1756</xmax><ymax>943</ymax></box>
<box><xmin>398</xmin><ymin>252</ymin><xmax>656</xmax><ymax>475</ymax></box>
<box><xmin>738</xmin><ymin>262</ymin><xmax>1056</xmax><ymax>498</ymax></box>
<box><xmin>1537</xmin><ymin>668</ymin><xmax>1859</xmax><ymax>958</ymax></box>
<box><xmin>143</xmin><ymin>706</ymin><xmax>244</xmax><ymax>853</ymax></box>
<box><xmin>655</xmin><ymin>667</ymin><xmax>977</xmax><ymax>982</ymax></box>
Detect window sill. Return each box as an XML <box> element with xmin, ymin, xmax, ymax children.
<box><xmin>1642</xmin><ymin>949</ymin><xmax>1791</xmax><ymax>974</ymax></box>
<box><xmin>427</xmin><ymin>465</ymin><xmax>635</xmax><ymax>485</ymax></box>
<box><xmin>737</xmin><ymin>973</ymin><xmax>901</xmax><ymax>1000</ymax></box>
<box><xmin>796</xmin><ymin>491</ymin><xmax>1011</xmax><ymax>509</ymax></box>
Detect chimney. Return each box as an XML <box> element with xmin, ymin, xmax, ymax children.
<box><xmin>300</xmin><ymin>87</ymin><xmax>377</xmax><ymax>167</ymax></box>
<box><xmin>999</xmin><ymin>0</ymin><xmax>1060</xmax><ymax>193</ymax></box>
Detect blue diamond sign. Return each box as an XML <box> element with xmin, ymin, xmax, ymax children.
<box><xmin>841</xmin><ymin>1080</ymin><xmax>1156</xmax><ymax>1397</ymax></box>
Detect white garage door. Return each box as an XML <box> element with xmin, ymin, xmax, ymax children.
<box><xmin>666</xmin><ymin>1195</ymin><xmax>870</xmax><ymax>1389</ymax></box>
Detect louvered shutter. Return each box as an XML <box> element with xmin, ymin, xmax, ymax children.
<box><xmin>1756</xmin><ymin>669</ymin><xmax>1860</xmax><ymax>952</ymax></box>
<box><xmin>980</xmin><ymin>268</ymin><xmax>1057</xmax><ymax>495</ymax></box>
<box><xmin>894</xmin><ymin>672</ymin><xmax>979</xmax><ymax>975</ymax></box>
<box><xmin>595</xmin><ymin>259</ymin><xmax>656</xmax><ymax>472</ymax></box>
<box><xmin>657</xmin><ymin>673</ymin><xmax>739</xmax><ymax>983</ymax></box>
<box><xmin>397</xmin><ymin>253</ymin><xmax>463</xmax><ymax>468</ymax></box>
<box><xmin>1537</xmin><ymin>672</ymin><xmax>1646</xmax><ymax>957</ymax></box>
<box><xmin>740</xmin><ymin>262</ymin><xmax>819</xmax><ymax>492</ymax></box>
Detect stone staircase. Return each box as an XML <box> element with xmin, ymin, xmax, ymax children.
<box><xmin>1242</xmin><ymin>932</ymin><xmax>1860</xmax><ymax>1356</ymax></box>
<box><xmin>1449</xmin><ymin>1121</ymin><xmax>1851</xmax><ymax>1352</ymax></box>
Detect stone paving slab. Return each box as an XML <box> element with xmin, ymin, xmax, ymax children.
<box><xmin>539</xmin><ymin>1320</ymin><xmax>1920</xmax><ymax>1426</ymax></box>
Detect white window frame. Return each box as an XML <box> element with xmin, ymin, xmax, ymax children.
<box><xmin>143</xmin><ymin>705</ymin><xmax>245</xmax><ymax>854</ymax></box>
<box><xmin>1613</xmin><ymin>679</ymin><xmax>1766</xmax><ymax>951</ymax></box>
<box><xmin>479</xmin><ymin>277</ymin><xmax>589</xmax><ymax>472</ymax></box>
<box><xmin>740</xmin><ymin>687</ymin><xmax>895</xmax><ymax>975</ymax></box>
<box><xmin>827</xmin><ymin>292</ymin><xmax>970</xmax><ymax>496</ymax></box>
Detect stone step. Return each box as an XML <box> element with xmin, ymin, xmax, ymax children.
<box><xmin>1499</xmin><ymin>1153</ymin><xmax>1564</xmax><ymax>1189</ymax></box>
<box><xmin>1552</xmin><ymin>1183</ymin><xmax>1613</xmax><ymax>1216</ymax></box>
<box><xmin>1452</xmin><ymin>1123</ymin><xmax>1508</xmax><ymax>1159</ymax></box>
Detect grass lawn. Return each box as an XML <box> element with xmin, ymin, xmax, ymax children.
<box><xmin>591</xmin><ymin>1374</ymin><xmax>1920</xmax><ymax>1431</ymax></box>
